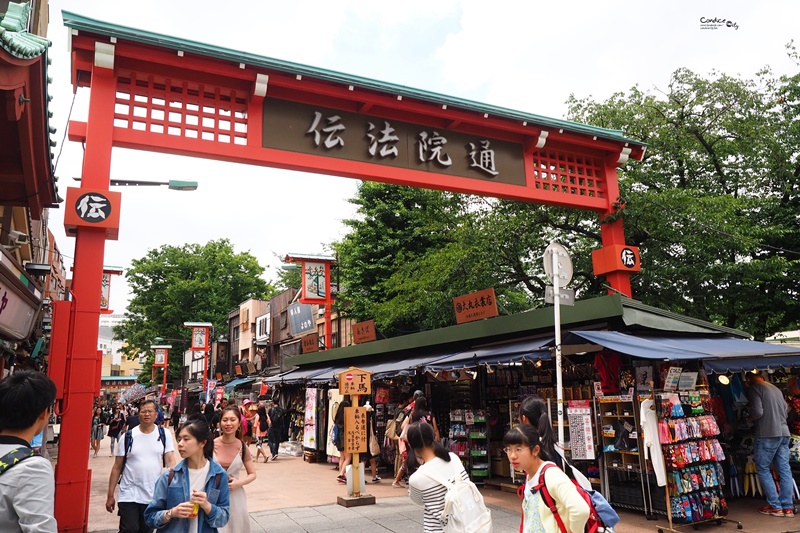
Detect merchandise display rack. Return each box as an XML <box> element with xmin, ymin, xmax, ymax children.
<box><xmin>597</xmin><ymin>394</ymin><xmax>652</xmax><ymax>514</ymax></box>
<box><xmin>653</xmin><ymin>389</ymin><xmax>742</xmax><ymax>533</ymax></box>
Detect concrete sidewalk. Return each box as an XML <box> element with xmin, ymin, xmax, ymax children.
<box><xmin>77</xmin><ymin>431</ymin><xmax>790</xmax><ymax>533</ymax></box>
<box><xmin>90</xmin><ymin>497</ymin><xmax>522</xmax><ymax>533</ymax></box>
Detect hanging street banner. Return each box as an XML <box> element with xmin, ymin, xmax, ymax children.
<box><xmin>288</xmin><ymin>302</ymin><xmax>315</xmax><ymax>335</ymax></box>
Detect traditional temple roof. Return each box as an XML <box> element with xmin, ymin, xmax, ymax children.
<box><xmin>0</xmin><ymin>2</ymin><xmax>49</xmax><ymax>59</ymax></box>
<box><xmin>0</xmin><ymin>1</ymin><xmax>59</xmax><ymax>219</ymax></box>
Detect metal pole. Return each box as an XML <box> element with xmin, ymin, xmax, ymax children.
<box><xmin>553</xmin><ymin>250</ymin><xmax>565</xmax><ymax>447</ymax></box>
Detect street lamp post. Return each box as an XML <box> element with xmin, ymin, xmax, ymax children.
<box><xmin>72</xmin><ymin>177</ymin><xmax>199</xmax><ymax>190</ymax></box>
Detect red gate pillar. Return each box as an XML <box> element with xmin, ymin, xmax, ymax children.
<box><xmin>54</xmin><ymin>43</ymin><xmax>117</xmax><ymax>533</ymax></box>
<box><xmin>593</xmin><ymin>158</ymin><xmax>640</xmax><ymax>298</ymax></box>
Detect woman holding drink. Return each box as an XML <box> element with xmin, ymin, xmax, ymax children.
<box><xmin>145</xmin><ymin>417</ymin><xmax>230</xmax><ymax>532</ymax></box>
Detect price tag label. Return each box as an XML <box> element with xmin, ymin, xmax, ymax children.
<box><xmin>623</xmin><ymin>421</ymin><xmax>634</xmax><ymax>433</ymax></box>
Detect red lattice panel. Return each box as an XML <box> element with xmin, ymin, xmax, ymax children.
<box><xmin>113</xmin><ymin>75</ymin><xmax>248</xmax><ymax>146</ymax></box>
<box><xmin>530</xmin><ymin>150</ymin><xmax>607</xmax><ymax>199</ymax></box>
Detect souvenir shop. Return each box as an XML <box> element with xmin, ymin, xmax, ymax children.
<box><xmin>273</xmin><ymin>294</ymin><xmax>800</xmax><ymax>524</ymax></box>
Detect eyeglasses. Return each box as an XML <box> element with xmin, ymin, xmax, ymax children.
<box><xmin>139</xmin><ymin>410</ymin><xmax>157</xmax><ymax>415</ymax></box>
<box><xmin>503</xmin><ymin>446</ymin><xmax>531</xmax><ymax>455</ymax></box>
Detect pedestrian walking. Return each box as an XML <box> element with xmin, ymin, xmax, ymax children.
<box><xmin>267</xmin><ymin>400</ymin><xmax>284</xmax><ymax>461</ymax></box>
<box><xmin>107</xmin><ymin>407</ymin><xmax>125</xmax><ymax>457</ymax></box>
<box><xmin>144</xmin><ymin>417</ymin><xmax>230</xmax><ymax>532</ymax></box>
<box><xmin>503</xmin><ymin>424</ymin><xmax>589</xmax><ymax>533</ymax></box>
<box><xmin>406</xmin><ymin>421</ymin><xmax>473</xmax><ymax>533</ymax></box>
<box><xmin>91</xmin><ymin>406</ymin><xmax>106</xmax><ymax>458</ymax></box>
<box><xmin>214</xmin><ymin>406</ymin><xmax>256</xmax><ymax>533</ymax></box>
<box><xmin>107</xmin><ymin>399</ymin><xmax>177</xmax><ymax>533</ymax></box>
<box><xmin>0</xmin><ymin>371</ymin><xmax>58</xmax><ymax>533</ymax></box>
<box><xmin>334</xmin><ymin>398</ymin><xmax>352</xmax><ymax>483</ymax></box>
<box><xmin>745</xmin><ymin>371</ymin><xmax>795</xmax><ymax>517</ymax></box>
<box><xmin>254</xmin><ymin>405</ymin><xmax>269</xmax><ymax>463</ymax></box>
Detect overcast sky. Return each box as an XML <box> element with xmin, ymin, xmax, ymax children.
<box><xmin>45</xmin><ymin>0</ymin><xmax>799</xmax><ymax>313</ymax></box>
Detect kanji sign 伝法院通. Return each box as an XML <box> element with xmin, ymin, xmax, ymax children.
<box><xmin>344</xmin><ymin>406</ymin><xmax>367</xmax><ymax>454</ymax></box>
<box><xmin>263</xmin><ymin>99</ymin><xmax>525</xmax><ymax>185</ymax></box>
<box><xmin>338</xmin><ymin>367</ymin><xmax>372</xmax><ymax>396</ymax></box>
<box><xmin>453</xmin><ymin>287</ymin><xmax>499</xmax><ymax>324</ymax></box>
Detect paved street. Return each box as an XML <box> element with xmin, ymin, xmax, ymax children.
<box><xmin>74</xmin><ymin>431</ymin><xmax>781</xmax><ymax>533</ymax></box>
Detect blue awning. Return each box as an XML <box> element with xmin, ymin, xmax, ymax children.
<box><xmin>333</xmin><ymin>351</ymin><xmax>459</xmax><ymax>380</ymax></box>
<box><xmin>426</xmin><ymin>338</ymin><xmax>553</xmax><ymax>371</ymax></box>
<box><xmin>264</xmin><ymin>366</ymin><xmax>337</xmax><ymax>385</ymax></box>
<box><xmin>561</xmin><ymin>331</ymin><xmax>800</xmax><ymax>364</ymax></box>
<box><xmin>224</xmin><ymin>377</ymin><xmax>255</xmax><ymax>393</ymax></box>
<box><xmin>562</xmin><ymin>331</ymin><xmax>712</xmax><ymax>360</ymax></box>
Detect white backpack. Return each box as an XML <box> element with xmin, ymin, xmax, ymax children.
<box><xmin>422</xmin><ymin>456</ymin><xmax>493</xmax><ymax>533</ymax></box>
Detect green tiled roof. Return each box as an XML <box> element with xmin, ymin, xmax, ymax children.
<box><xmin>0</xmin><ymin>2</ymin><xmax>50</xmax><ymax>59</ymax></box>
<box><xmin>62</xmin><ymin>10</ymin><xmax>645</xmax><ymax>149</ymax></box>
<box><xmin>289</xmin><ymin>294</ymin><xmax>748</xmax><ymax>367</ymax></box>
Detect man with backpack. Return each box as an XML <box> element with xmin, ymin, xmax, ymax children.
<box><xmin>267</xmin><ymin>400</ymin><xmax>284</xmax><ymax>461</ymax></box>
<box><xmin>106</xmin><ymin>398</ymin><xmax>176</xmax><ymax>533</ymax></box>
<box><xmin>0</xmin><ymin>371</ymin><xmax>58</xmax><ymax>533</ymax></box>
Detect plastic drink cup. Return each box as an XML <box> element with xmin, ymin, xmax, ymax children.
<box><xmin>189</xmin><ymin>503</ymin><xmax>200</xmax><ymax>518</ymax></box>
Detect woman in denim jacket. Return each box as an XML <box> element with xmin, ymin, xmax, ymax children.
<box><xmin>145</xmin><ymin>417</ymin><xmax>230</xmax><ymax>532</ymax></box>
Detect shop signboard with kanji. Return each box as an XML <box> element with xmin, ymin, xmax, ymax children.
<box><xmin>302</xmin><ymin>332</ymin><xmax>319</xmax><ymax>353</ymax></box>
<box><xmin>344</xmin><ymin>406</ymin><xmax>367</xmax><ymax>453</ymax></box>
<box><xmin>352</xmin><ymin>320</ymin><xmax>376</xmax><ymax>344</ymax></box>
<box><xmin>453</xmin><ymin>287</ymin><xmax>498</xmax><ymax>324</ymax></box>
<box><xmin>338</xmin><ymin>367</ymin><xmax>372</xmax><ymax>396</ymax></box>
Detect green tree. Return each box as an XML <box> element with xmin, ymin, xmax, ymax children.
<box><xmin>566</xmin><ymin>63</ymin><xmax>800</xmax><ymax>339</ymax></box>
<box><xmin>114</xmin><ymin>239</ymin><xmax>274</xmax><ymax>386</ymax></box>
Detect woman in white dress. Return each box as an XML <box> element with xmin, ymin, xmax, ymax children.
<box><xmin>213</xmin><ymin>406</ymin><xmax>257</xmax><ymax>533</ymax></box>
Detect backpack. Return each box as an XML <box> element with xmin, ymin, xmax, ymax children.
<box><xmin>269</xmin><ymin>405</ymin><xmax>284</xmax><ymax>427</ymax></box>
<box><xmin>421</xmin><ymin>457</ymin><xmax>493</xmax><ymax>533</ymax></box>
<box><xmin>0</xmin><ymin>447</ymin><xmax>38</xmax><ymax>476</ymax></box>
<box><xmin>533</xmin><ymin>463</ymin><xmax>618</xmax><ymax>533</ymax></box>
<box><xmin>120</xmin><ymin>426</ymin><xmax>167</xmax><ymax>483</ymax></box>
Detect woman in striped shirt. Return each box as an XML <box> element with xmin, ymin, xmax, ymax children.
<box><xmin>407</xmin><ymin>421</ymin><xmax>470</xmax><ymax>533</ymax></box>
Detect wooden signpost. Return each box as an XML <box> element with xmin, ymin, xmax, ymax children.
<box><xmin>337</xmin><ymin>366</ymin><xmax>375</xmax><ymax>507</ymax></box>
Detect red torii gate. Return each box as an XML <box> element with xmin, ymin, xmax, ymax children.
<box><xmin>53</xmin><ymin>11</ymin><xmax>645</xmax><ymax>532</ymax></box>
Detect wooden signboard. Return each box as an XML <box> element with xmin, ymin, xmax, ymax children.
<box><xmin>351</xmin><ymin>319</ymin><xmax>377</xmax><ymax>344</ymax></box>
<box><xmin>453</xmin><ymin>287</ymin><xmax>498</xmax><ymax>324</ymax></box>
<box><xmin>302</xmin><ymin>332</ymin><xmax>319</xmax><ymax>353</ymax></box>
<box><xmin>344</xmin><ymin>406</ymin><xmax>368</xmax><ymax>453</ymax></box>
<box><xmin>235</xmin><ymin>364</ymin><xmax>243</xmax><ymax>376</ymax></box>
<box><xmin>338</xmin><ymin>367</ymin><xmax>372</xmax><ymax>396</ymax></box>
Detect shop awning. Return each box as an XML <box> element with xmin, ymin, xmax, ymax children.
<box><xmin>223</xmin><ymin>377</ymin><xmax>255</xmax><ymax>394</ymax></box>
<box><xmin>561</xmin><ymin>331</ymin><xmax>712</xmax><ymax>360</ymax></box>
<box><xmin>562</xmin><ymin>331</ymin><xmax>800</xmax><ymax>363</ymax></box>
<box><xmin>426</xmin><ymin>338</ymin><xmax>553</xmax><ymax>371</ymax></box>
<box><xmin>704</xmin><ymin>355</ymin><xmax>800</xmax><ymax>374</ymax></box>
<box><xmin>333</xmin><ymin>351</ymin><xmax>459</xmax><ymax>380</ymax></box>
<box><xmin>264</xmin><ymin>366</ymin><xmax>337</xmax><ymax>385</ymax></box>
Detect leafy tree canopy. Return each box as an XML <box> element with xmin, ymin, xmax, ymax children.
<box><xmin>114</xmin><ymin>239</ymin><xmax>274</xmax><ymax>385</ymax></box>
<box><xmin>334</xmin><ymin>51</ymin><xmax>800</xmax><ymax>340</ymax></box>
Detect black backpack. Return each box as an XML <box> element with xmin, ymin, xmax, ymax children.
<box><xmin>269</xmin><ymin>405</ymin><xmax>284</xmax><ymax>428</ymax></box>
<box><xmin>0</xmin><ymin>447</ymin><xmax>38</xmax><ymax>476</ymax></box>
